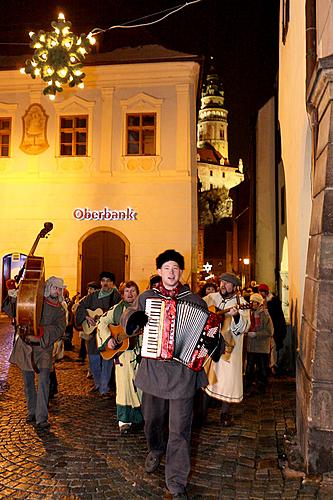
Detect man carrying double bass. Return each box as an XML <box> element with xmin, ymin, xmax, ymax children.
<box><xmin>10</xmin><ymin>276</ymin><xmax>66</xmax><ymax>429</ymax></box>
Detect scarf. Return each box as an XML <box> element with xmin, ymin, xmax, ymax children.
<box><xmin>154</xmin><ymin>281</ymin><xmax>183</xmax><ymax>299</ymax></box>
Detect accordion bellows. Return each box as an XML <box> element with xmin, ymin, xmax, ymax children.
<box><xmin>142</xmin><ymin>297</ymin><xmax>220</xmax><ymax>371</ymax></box>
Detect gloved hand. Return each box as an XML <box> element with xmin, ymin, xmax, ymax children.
<box><xmin>126</xmin><ymin>311</ymin><xmax>149</xmax><ymax>336</ymax></box>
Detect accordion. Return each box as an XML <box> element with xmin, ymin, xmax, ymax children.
<box><xmin>141</xmin><ymin>297</ymin><xmax>221</xmax><ymax>371</ymax></box>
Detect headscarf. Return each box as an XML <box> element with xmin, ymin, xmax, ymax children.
<box><xmin>44</xmin><ymin>276</ymin><xmax>66</xmax><ymax>303</ymax></box>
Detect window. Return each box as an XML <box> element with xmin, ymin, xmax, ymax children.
<box><xmin>60</xmin><ymin>115</ymin><xmax>87</xmax><ymax>156</ymax></box>
<box><xmin>210</xmin><ymin>170</ymin><xmax>213</xmax><ymax>176</ymax></box>
<box><xmin>126</xmin><ymin>113</ymin><xmax>156</xmax><ymax>155</ymax></box>
<box><xmin>0</xmin><ymin>118</ymin><xmax>11</xmax><ymax>157</ymax></box>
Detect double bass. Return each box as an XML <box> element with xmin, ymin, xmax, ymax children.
<box><xmin>16</xmin><ymin>222</ymin><xmax>53</xmax><ymax>336</ymax></box>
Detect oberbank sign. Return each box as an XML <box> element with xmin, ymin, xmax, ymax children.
<box><xmin>73</xmin><ymin>207</ymin><xmax>137</xmax><ymax>221</ymax></box>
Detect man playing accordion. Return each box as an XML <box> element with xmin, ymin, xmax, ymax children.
<box><xmin>122</xmin><ymin>249</ymin><xmax>217</xmax><ymax>499</ymax></box>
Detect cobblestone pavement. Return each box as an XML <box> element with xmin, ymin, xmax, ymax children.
<box><xmin>0</xmin><ymin>313</ymin><xmax>332</xmax><ymax>499</ymax></box>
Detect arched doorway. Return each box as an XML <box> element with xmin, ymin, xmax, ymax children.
<box><xmin>1</xmin><ymin>252</ymin><xmax>27</xmax><ymax>304</ymax></box>
<box><xmin>78</xmin><ymin>228</ymin><xmax>129</xmax><ymax>296</ymax></box>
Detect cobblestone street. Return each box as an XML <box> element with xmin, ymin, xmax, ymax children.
<box><xmin>0</xmin><ymin>313</ymin><xmax>332</xmax><ymax>499</ymax></box>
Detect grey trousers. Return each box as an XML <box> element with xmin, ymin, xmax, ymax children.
<box><xmin>23</xmin><ymin>368</ymin><xmax>50</xmax><ymax>424</ymax></box>
<box><xmin>142</xmin><ymin>393</ymin><xmax>193</xmax><ymax>495</ymax></box>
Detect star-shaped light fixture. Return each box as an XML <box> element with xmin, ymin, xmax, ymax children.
<box><xmin>203</xmin><ymin>261</ymin><xmax>213</xmax><ymax>273</ymax></box>
<box><xmin>20</xmin><ymin>13</ymin><xmax>96</xmax><ymax>100</ymax></box>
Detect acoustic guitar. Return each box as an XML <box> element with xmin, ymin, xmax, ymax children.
<box><xmin>79</xmin><ymin>308</ymin><xmax>104</xmax><ymax>340</ymax></box>
<box><xmin>99</xmin><ymin>323</ymin><xmax>144</xmax><ymax>361</ymax></box>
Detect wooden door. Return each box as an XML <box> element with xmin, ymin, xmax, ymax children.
<box><xmin>81</xmin><ymin>231</ymin><xmax>125</xmax><ymax>295</ymax></box>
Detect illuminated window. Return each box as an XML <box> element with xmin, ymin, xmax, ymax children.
<box><xmin>60</xmin><ymin>115</ymin><xmax>87</xmax><ymax>156</ymax></box>
<box><xmin>0</xmin><ymin>118</ymin><xmax>11</xmax><ymax>157</ymax></box>
<box><xmin>126</xmin><ymin>113</ymin><xmax>156</xmax><ymax>155</ymax></box>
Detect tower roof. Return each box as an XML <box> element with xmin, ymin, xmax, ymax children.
<box><xmin>202</xmin><ymin>59</ymin><xmax>224</xmax><ymax>100</ymax></box>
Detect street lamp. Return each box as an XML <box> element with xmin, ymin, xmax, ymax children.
<box><xmin>243</xmin><ymin>258</ymin><xmax>250</xmax><ymax>288</ymax></box>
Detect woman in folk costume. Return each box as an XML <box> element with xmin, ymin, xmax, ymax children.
<box><xmin>97</xmin><ymin>281</ymin><xmax>142</xmax><ymax>434</ymax></box>
<box><xmin>245</xmin><ymin>293</ymin><xmax>274</xmax><ymax>393</ymax></box>
<box><xmin>203</xmin><ymin>272</ymin><xmax>250</xmax><ymax>426</ymax></box>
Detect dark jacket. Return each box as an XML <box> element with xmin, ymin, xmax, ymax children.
<box><xmin>75</xmin><ymin>288</ymin><xmax>121</xmax><ymax>354</ymax></box>
<box><xmin>10</xmin><ymin>298</ymin><xmax>66</xmax><ymax>371</ymax></box>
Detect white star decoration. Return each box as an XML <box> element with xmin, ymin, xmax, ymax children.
<box><xmin>203</xmin><ymin>261</ymin><xmax>212</xmax><ymax>273</ymax></box>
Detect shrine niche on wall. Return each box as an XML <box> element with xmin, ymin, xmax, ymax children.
<box><xmin>20</xmin><ymin>103</ymin><xmax>49</xmax><ymax>155</ymax></box>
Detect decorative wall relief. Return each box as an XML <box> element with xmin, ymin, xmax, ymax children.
<box><xmin>20</xmin><ymin>103</ymin><xmax>49</xmax><ymax>155</ymax></box>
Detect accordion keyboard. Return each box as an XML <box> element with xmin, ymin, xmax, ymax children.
<box><xmin>141</xmin><ymin>298</ymin><xmax>165</xmax><ymax>358</ymax></box>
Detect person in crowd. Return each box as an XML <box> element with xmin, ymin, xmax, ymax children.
<box><xmin>87</xmin><ymin>281</ymin><xmax>99</xmax><ymax>295</ymax></box>
<box><xmin>199</xmin><ymin>281</ymin><xmax>218</xmax><ymax>298</ymax></box>
<box><xmin>258</xmin><ymin>283</ymin><xmax>287</xmax><ymax>370</ymax></box>
<box><xmin>9</xmin><ymin>276</ymin><xmax>66</xmax><ymax>429</ymax></box>
<box><xmin>122</xmin><ymin>249</ymin><xmax>213</xmax><ymax>499</ymax></box>
<box><xmin>203</xmin><ymin>272</ymin><xmax>250</xmax><ymax>427</ymax></box>
<box><xmin>147</xmin><ymin>274</ymin><xmax>161</xmax><ymax>289</ymax></box>
<box><xmin>2</xmin><ymin>278</ymin><xmax>18</xmax><ymax>331</ymax></box>
<box><xmin>75</xmin><ymin>282</ymin><xmax>99</xmax><ymax>364</ymax></box>
<box><xmin>97</xmin><ymin>281</ymin><xmax>142</xmax><ymax>435</ymax></box>
<box><xmin>62</xmin><ymin>288</ymin><xmax>74</xmax><ymax>351</ymax></box>
<box><xmin>250</xmin><ymin>280</ymin><xmax>259</xmax><ymax>293</ymax></box>
<box><xmin>75</xmin><ymin>271</ymin><xmax>121</xmax><ymax>397</ymax></box>
<box><xmin>245</xmin><ymin>293</ymin><xmax>274</xmax><ymax>394</ymax></box>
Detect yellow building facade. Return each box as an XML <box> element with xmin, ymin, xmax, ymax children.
<box><xmin>0</xmin><ymin>46</ymin><xmax>201</xmax><ymax>299</ymax></box>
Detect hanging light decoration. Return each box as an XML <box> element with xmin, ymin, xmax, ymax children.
<box><xmin>20</xmin><ymin>13</ymin><xmax>96</xmax><ymax>100</ymax></box>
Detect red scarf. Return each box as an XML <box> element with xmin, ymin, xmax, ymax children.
<box><xmin>154</xmin><ymin>281</ymin><xmax>182</xmax><ymax>299</ymax></box>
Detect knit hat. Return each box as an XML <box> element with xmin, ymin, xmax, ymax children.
<box><xmin>6</xmin><ymin>279</ymin><xmax>16</xmax><ymax>290</ymax></box>
<box><xmin>250</xmin><ymin>293</ymin><xmax>264</xmax><ymax>304</ymax></box>
<box><xmin>156</xmin><ymin>249</ymin><xmax>185</xmax><ymax>270</ymax></box>
<box><xmin>99</xmin><ymin>271</ymin><xmax>115</xmax><ymax>282</ymax></box>
<box><xmin>219</xmin><ymin>272</ymin><xmax>241</xmax><ymax>287</ymax></box>
<box><xmin>258</xmin><ymin>283</ymin><xmax>269</xmax><ymax>293</ymax></box>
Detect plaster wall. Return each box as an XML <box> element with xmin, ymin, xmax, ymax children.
<box><xmin>255</xmin><ymin>97</ymin><xmax>276</xmax><ymax>289</ymax></box>
<box><xmin>0</xmin><ymin>60</ymin><xmax>200</xmax><ymax>297</ymax></box>
<box><xmin>278</xmin><ymin>0</ymin><xmax>312</xmax><ymax>333</ymax></box>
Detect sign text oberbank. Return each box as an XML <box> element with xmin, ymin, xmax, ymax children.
<box><xmin>73</xmin><ymin>207</ymin><xmax>137</xmax><ymax>221</ymax></box>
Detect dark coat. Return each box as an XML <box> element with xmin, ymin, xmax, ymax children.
<box><xmin>10</xmin><ymin>299</ymin><xmax>66</xmax><ymax>371</ymax></box>
<box><xmin>75</xmin><ymin>288</ymin><xmax>121</xmax><ymax>354</ymax></box>
<box><xmin>267</xmin><ymin>295</ymin><xmax>287</xmax><ymax>350</ymax></box>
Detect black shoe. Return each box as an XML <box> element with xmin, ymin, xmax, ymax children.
<box><xmin>220</xmin><ymin>413</ymin><xmax>233</xmax><ymax>427</ymax></box>
<box><xmin>172</xmin><ymin>491</ymin><xmax>189</xmax><ymax>499</ymax></box>
<box><xmin>119</xmin><ymin>424</ymin><xmax>132</xmax><ymax>435</ymax></box>
<box><xmin>26</xmin><ymin>415</ymin><xmax>36</xmax><ymax>424</ymax></box>
<box><xmin>144</xmin><ymin>452</ymin><xmax>161</xmax><ymax>473</ymax></box>
<box><xmin>37</xmin><ymin>421</ymin><xmax>51</xmax><ymax>429</ymax></box>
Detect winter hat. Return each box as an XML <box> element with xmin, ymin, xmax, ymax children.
<box><xmin>219</xmin><ymin>272</ymin><xmax>241</xmax><ymax>287</ymax></box>
<box><xmin>44</xmin><ymin>276</ymin><xmax>66</xmax><ymax>302</ymax></box>
<box><xmin>99</xmin><ymin>271</ymin><xmax>115</xmax><ymax>282</ymax></box>
<box><xmin>156</xmin><ymin>249</ymin><xmax>185</xmax><ymax>270</ymax></box>
<box><xmin>6</xmin><ymin>279</ymin><xmax>16</xmax><ymax>290</ymax></box>
<box><xmin>258</xmin><ymin>283</ymin><xmax>269</xmax><ymax>293</ymax></box>
<box><xmin>250</xmin><ymin>293</ymin><xmax>264</xmax><ymax>304</ymax></box>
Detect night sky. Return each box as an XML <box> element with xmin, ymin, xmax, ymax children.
<box><xmin>0</xmin><ymin>0</ymin><xmax>279</xmax><ymax>167</ymax></box>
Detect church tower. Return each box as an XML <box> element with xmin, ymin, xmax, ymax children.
<box><xmin>197</xmin><ymin>61</ymin><xmax>229</xmax><ymax>162</ymax></box>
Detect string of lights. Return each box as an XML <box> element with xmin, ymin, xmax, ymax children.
<box><xmin>16</xmin><ymin>0</ymin><xmax>202</xmax><ymax>99</ymax></box>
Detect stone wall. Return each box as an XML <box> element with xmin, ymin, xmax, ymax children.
<box><xmin>299</xmin><ymin>55</ymin><xmax>333</xmax><ymax>473</ymax></box>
